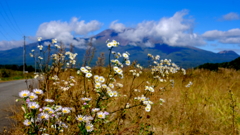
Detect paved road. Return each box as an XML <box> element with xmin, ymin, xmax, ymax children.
<box><xmin>0</xmin><ymin>79</ymin><xmax>38</xmax><ymax>132</ymax></box>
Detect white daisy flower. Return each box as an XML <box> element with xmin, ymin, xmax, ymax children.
<box><xmin>38</xmin><ymin>113</ymin><xmax>49</xmax><ymax>120</ymax></box>
<box><xmin>122</xmin><ymin>53</ymin><xmax>129</xmax><ymax>59</ymax></box>
<box><xmin>125</xmin><ymin>60</ymin><xmax>131</xmax><ymax>65</ymax></box>
<box><xmin>23</xmin><ymin>119</ymin><xmax>31</xmax><ymax>126</ymax></box>
<box><xmin>95</xmin><ymin>83</ymin><xmax>101</xmax><ymax>89</ymax></box>
<box><xmin>160</xmin><ymin>98</ymin><xmax>165</xmax><ymax>102</ymax></box>
<box><xmin>43</xmin><ymin>107</ymin><xmax>52</xmax><ymax>111</ymax></box>
<box><xmin>37</xmin><ymin>45</ymin><xmax>43</xmax><ymax>50</ymax></box>
<box><xmin>80</xmin><ymin>67</ymin><xmax>88</xmax><ymax>73</ymax></box>
<box><xmin>102</xmin><ymin>84</ymin><xmax>107</xmax><ymax>89</ymax></box>
<box><xmin>55</xmin><ymin>105</ymin><xmax>62</xmax><ymax>111</ymax></box>
<box><xmin>28</xmin><ymin>102</ymin><xmax>39</xmax><ymax>109</ymax></box>
<box><xmin>126</xmin><ymin>103</ymin><xmax>130</xmax><ymax>108</ymax></box>
<box><xmin>85</xmin><ymin>123</ymin><xmax>94</xmax><ymax>132</ymax></box>
<box><xmin>112</xmin><ymin>40</ymin><xmax>119</xmax><ymax>47</ymax></box>
<box><xmin>85</xmin><ymin>73</ymin><xmax>92</xmax><ymax>78</ymax></box>
<box><xmin>145</xmin><ymin>104</ymin><xmax>151</xmax><ymax>112</ymax></box>
<box><xmin>116</xmin><ymin>83</ymin><xmax>123</xmax><ymax>87</ymax></box>
<box><xmin>112</xmin><ymin>91</ymin><xmax>118</xmax><ymax>97</ymax></box>
<box><xmin>143</xmin><ymin>100</ymin><xmax>153</xmax><ymax>105</ymax></box>
<box><xmin>48</xmin><ymin>109</ymin><xmax>55</xmax><ymax>114</ymax></box>
<box><xmin>145</xmin><ymin>86</ymin><xmax>154</xmax><ymax>92</ymax></box>
<box><xmin>76</xmin><ymin>115</ymin><xmax>85</xmax><ymax>122</ymax></box>
<box><xmin>62</xmin><ymin>107</ymin><xmax>71</xmax><ymax>114</ymax></box>
<box><xmin>86</xmin><ymin>66</ymin><xmax>91</xmax><ymax>70</ymax></box>
<box><xmin>99</xmin><ymin>76</ymin><xmax>105</xmax><ymax>83</ymax></box>
<box><xmin>33</xmin><ymin>89</ymin><xmax>43</xmax><ymax>94</ymax></box>
<box><xmin>29</xmin><ymin>92</ymin><xmax>38</xmax><ymax>100</ymax></box>
<box><xmin>113</xmin><ymin>66</ymin><xmax>119</xmax><ymax>71</ymax></box>
<box><xmin>45</xmin><ymin>99</ymin><xmax>54</xmax><ymax>103</ymax></box>
<box><xmin>97</xmin><ymin>111</ymin><xmax>106</xmax><ymax>119</ymax></box>
<box><xmin>116</xmin><ymin>69</ymin><xmax>123</xmax><ymax>74</ymax></box>
<box><xmin>107</xmin><ymin>42</ymin><xmax>113</xmax><ymax>48</ymax></box>
<box><xmin>29</xmin><ymin>53</ymin><xmax>33</xmax><ymax>57</ymax></box>
<box><xmin>94</xmin><ymin>75</ymin><xmax>99</xmax><ymax>81</ymax></box>
<box><xmin>55</xmin><ymin>44</ymin><xmax>61</xmax><ymax>48</ymax></box>
<box><xmin>84</xmin><ymin>116</ymin><xmax>93</xmax><ymax>122</ymax></box>
<box><xmin>61</xmin><ymin>122</ymin><xmax>68</xmax><ymax>129</ymax></box>
<box><xmin>92</xmin><ymin>108</ymin><xmax>100</xmax><ymax>112</ymax></box>
<box><xmin>148</xmin><ymin>86</ymin><xmax>154</xmax><ymax>92</ymax></box>
<box><xmin>52</xmin><ymin>38</ymin><xmax>57</xmax><ymax>44</ymax></box>
<box><xmin>108</xmin><ymin>83</ymin><xmax>114</xmax><ymax>89</ymax></box>
<box><xmin>117</xmin><ymin>52</ymin><xmax>121</xmax><ymax>57</ymax></box>
<box><xmin>81</xmin><ymin>97</ymin><xmax>91</xmax><ymax>101</ymax></box>
<box><xmin>108</xmin><ymin>91</ymin><xmax>114</xmax><ymax>97</ymax></box>
<box><xmin>37</xmin><ymin>37</ymin><xmax>42</xmax><ymax>41</ymax></box>
<box><xmin>19</xmin><ymin>90</ymin><xmax>30</xmax><ymax>98</ymax></box>
<box><xmin>140</xmin><ymin>95</ymin><xmax>146</xmax><ymax>101</ymax></box>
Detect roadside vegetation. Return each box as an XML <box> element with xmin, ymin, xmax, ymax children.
<box><xmin>2</xmin><ymin>39</ymin><xmax>240</xmax><ymax>134</ymax></box>
<box><xmin>0</xmin><ymin>65</ymin><xmax>35</xmax><ymax>82</ymax></box>
<box><xmin>0</xmin><ymin>69</ymin><xmax>24</xmax><ymax>82</ymax></box>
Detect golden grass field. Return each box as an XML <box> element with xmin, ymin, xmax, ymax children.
<box><xmin>2</xmin><ymin>67</ymin><xmax>239</xmax><ymax>135</ymax></box>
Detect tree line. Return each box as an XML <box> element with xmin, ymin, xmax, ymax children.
<box><xmin>0</xmin><ymin>64</ymin><xmax>35</xmax><ymax>72</ymax></box>
<box><xmin>196</xmin><ymin>57</ymin><xmax>240</xmax><ymax>71</ymax></box>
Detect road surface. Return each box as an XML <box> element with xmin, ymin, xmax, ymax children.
<box><xmin>0</xmin><ymin>79</ymin><xmax>38</xmax><ymax>133</ymax></box>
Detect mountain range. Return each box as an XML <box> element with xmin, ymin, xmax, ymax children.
<box><xmin>0</xmin><ymin>29</ymin><xmax>239</xmax><ymax>69</ymax></box>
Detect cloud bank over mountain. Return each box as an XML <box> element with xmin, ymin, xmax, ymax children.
<box><xmin>36</xmin><ymin>17</ymin><xmax>102</xmax><ymax>48</ymax></box>
<box><xmin>110</xmin><ymin>10</ymin><xmax>205</xmax><ymax>47</ymax></box>
<box><xmin>0</xmin><ymin>10</ymin><xmax>240</xmax><ymax>52</ymax></box>
<box><xmin>0</xmin><ymin>40</ymin><xmax>23</xmax><ymax>50</ymax></box>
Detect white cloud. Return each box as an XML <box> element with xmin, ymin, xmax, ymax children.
<box><xmin>36</xmin><ymin>17</ymin><xmax>102</xmax><ymax>48</ymax></box>
<box><xmin>109</xmin><ymin>20</ymin><xmax>126</xmax><ymax>32</ymax></box>
<box><xmin>0</xmin><ymin>40</ymin><xmax>23</xmax><ymax>50</ymax></box>
<box><xmin>71</xmin><ymin>17</ymin><xmax>102</xmax><ymax>35</ymax></box>
<box><xmin>202</xmin><ymin>28</ymin><xmax>240</xmax><ymax>44</ymax></box>
<box><xmin>222</xmin><ymin>12</ymin><xmax>240</xmax><ymax>20</ymax></box>
<box><xmin>112</xmin><ymin>10</ymin><xmax>205</xmax><ymax>46</ymax></box>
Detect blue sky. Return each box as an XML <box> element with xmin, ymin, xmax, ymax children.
<box><xmin>0</xmin><ymin>0</ymin><xmax>240</xmax><ymax>54</ymax></box>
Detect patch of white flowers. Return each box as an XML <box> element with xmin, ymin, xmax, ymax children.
<box><xmin>18</xmin><ymin>89</ymin><xmax>72</xmax><ymax>133</ymax></box>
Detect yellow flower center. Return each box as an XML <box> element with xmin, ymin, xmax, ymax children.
<box><xmin>63</xmin><ymin>110</ymin><xmax>67</xmax><ymax>113</ymax></box>
<box><xmin>23</xmin><ymin>93</ymin><xmax>28</xmax><ymax>97</ymax></box>
<box><xmin>86</xmin><ymin>125</ymin><xmax>91</xmax><ymax>130</ymax></box>
<box><xmin>78</xmin><ymin>117</ymin><xmax>83</xmax><ymax>121</ymax></box>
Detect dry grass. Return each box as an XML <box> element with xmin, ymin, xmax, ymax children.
<box><xmin>3</xmin><ymin>67</ymin><xmax>240</xmax><ymax>135</ymax></box>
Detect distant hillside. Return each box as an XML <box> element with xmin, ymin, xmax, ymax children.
<box><xmin>196</xmin><ymin>57</ymin><xmax>240</xmax><ymax>71</ymax></box>
<box><xmin>0</xmin><ymin>29</ymin><xmax>239</xmax><ymax>69</ymax></box>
